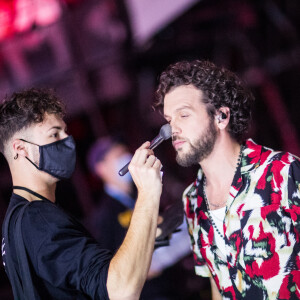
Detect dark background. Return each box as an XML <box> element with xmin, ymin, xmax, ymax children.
<box><xmin>0</xmin><ymin>0</ymin><xmax>300</xmax><ymax>299</ymax></box>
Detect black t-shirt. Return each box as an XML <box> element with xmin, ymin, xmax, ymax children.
<box><xmin>2</xmin><ymin>193</ymin><xmax>113</xmax><ymax>299</ymax></box>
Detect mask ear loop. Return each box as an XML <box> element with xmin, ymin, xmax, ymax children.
<box><xmin>19</xmin><ymin>139</ymin><xmax>39</xmax><ymax>146</ymax></box>
<box><xmin>24</xmin><ymin>157</ymin><xmax>40</xmax><ymax>170</ymax></box>
<box><xmin>18</xmin><ymin>139</ymin><xmax>40</xmax><ymax>169</ymax></box>
<box><xmin>14</xmin><ymin>139</ymin><xmax>39</xmax><ymax>160</ymax></box>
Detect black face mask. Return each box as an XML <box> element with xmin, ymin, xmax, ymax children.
<box><xmin>20</xmin><ymin>136</ymin><xmax>76</xmax><ymax>180</ymax></box>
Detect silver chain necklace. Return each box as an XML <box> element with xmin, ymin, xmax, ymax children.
<box><xmin>202</xmin><ymin>145</ymin><xmax>244</xmax><ymax>240</ymax></box>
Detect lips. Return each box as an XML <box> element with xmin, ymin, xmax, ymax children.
<box><xmin>172</xmin><ymin>139</ymin><xmax>186</xmax><ymax>150</ymax></box>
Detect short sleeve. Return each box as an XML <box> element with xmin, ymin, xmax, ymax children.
<box><xmin>287</xmin><ymin>158</ymin><xmax>300</xmax><ymax>233</ymax></box>
<box><xmin>22</xmin><ymin>200</ymin><xmax>113</xmax><ymax>299</ymax></box>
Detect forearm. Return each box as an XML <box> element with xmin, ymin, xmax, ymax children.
<box><xmin>210</xmin><ymin>276</ymin><xmax>222</xmax><ymax>300</ymax></box>
<box><xmin>107</xmin><ymin>192</ymin><xmax>160</xmax><ymax>299</ymax></box>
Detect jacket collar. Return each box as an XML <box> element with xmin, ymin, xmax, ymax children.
<box><xmin>185</xmin><ymin>139</ymin><xmax>263</xmax><ymax>198</ymax></box>
<box><xmin>240</xmin><ymin>139</ymin><xmax>263</xmax><ymax>174</ymax></box>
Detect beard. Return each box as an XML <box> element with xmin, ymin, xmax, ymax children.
<box><xmin>175</xmin><ymin>118</ymin><xmax>217</xmax><ymax>167</ymax></box>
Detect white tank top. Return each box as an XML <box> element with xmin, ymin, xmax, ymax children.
<box><xmin>210</xmin><ymin>206</ymin><xmax>227</xmax><ymax>255</ymax></box>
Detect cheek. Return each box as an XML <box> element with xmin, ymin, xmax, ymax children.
<box><xmin>185</xmin><ymin>123</ymin><xmax>203</xmax><ymax>140</ymax></box>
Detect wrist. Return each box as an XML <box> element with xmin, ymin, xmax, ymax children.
<box><xmin>135</xmin><ymin>192</ymin><xmax>160</xmax><ymax>211</ymax></box>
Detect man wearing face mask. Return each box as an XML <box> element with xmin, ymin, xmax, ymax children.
<box><xmin>0</xmin><ymin>88</ymin><xmax>163</xmax><ymax>300</ymax></box>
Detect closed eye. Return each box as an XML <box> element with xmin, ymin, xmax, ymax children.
<box><xmin>51</xmin><ymin>132</ymin><xmax>59</xmax><ymax>138</ymax></box>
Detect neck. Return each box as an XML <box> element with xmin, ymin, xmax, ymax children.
<box><xmin>200</xmin><ymin>136</ymin><xmax>241</xmax><ymax>188</ymax></box>
<box><xmin>12</xmin><ymin>172</ymin><xmax>57</xmax><ymax>203</ymax></box>
<box><xmin>10</xmin><ymin>158</ymin><xmax>58</xmax><ymax>203</ymax></box>
<box><xmin>13</xmin><ymin>183</ymin><xmax>56</xmax><ymax>203</ymax></box>
<box><xmin>106</xmin><ymin>181</ymin><xmax>132</xmax><ymax>196</ymax></box>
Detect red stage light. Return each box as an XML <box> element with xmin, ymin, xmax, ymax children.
<box><xmin>0</xmin><ymin>1</ymin><xmax>15</xmax><ymax>40</ymax></box>
<box><xmin>0</xmin><ymin>0</ymin><xmax>84</xmax><ymax>41</ymax></box>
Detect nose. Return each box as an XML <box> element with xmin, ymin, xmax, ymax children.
<box><xmin>170</xmin><ymin>120</ymin><xmax>181</xmax><ymax>136</ymax></box>
<box><xmin>61</xmin><ymin>131</ymin><xmax>69</xmax><ymax>139</ymax></box>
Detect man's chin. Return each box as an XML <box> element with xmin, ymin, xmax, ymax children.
<box><xmin>175</xmin><ymin>143</ymin><xmax>189</xmax><ymax>153</ymax></box>
<box><xmin>176</xmin><ymin>154</ymin><xmax>193</xmax><ymax>167</ymax></box>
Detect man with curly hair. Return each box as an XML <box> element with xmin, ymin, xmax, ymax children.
<box><xmin>155</xmin><ymin>60</ymin><xmax>300</xmax><ymax>299</ymax></box>
<box><xmin>1</xmin><ymin>88</ymin><xmax>163</xmax><ymax>300</ymax></box>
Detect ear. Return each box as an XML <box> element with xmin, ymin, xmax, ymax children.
<box><xmin>94</xmin><ymin>161</ymin><xmax>105</xmax><ymax>177</ymax></box>
<box><xmin>12</xmin><ymin>139</ymin><xmax>29</xmax><ymax>158</ymax></box>
<box><xmin>215</xmin><ymin>107</ymin><xmax>230</xmax><ymax>130</ymax></box>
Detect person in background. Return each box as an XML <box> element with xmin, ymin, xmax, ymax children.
<box><xmin>155</xmin><ymin>59</ymin><xmax>300</xmax><ymax>299</ymax></box>
<box><xmin>1</xmin><ymin>88</ymin><xmax>162</xmax><ymax>300</ymax></box>
<box><xmin>86</xmin><ymin>137</ymin><xmax>135</xmax><ymax>252</ymax></box>
<box><xmin>86</xmin><ymin>136</ymin><xmax>191</xmax><ymax>300</ymax></box>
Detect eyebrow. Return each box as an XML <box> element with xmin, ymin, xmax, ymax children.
<box><xmin>47</xmin><ymin>125</ymin><xmax>67</xmax><ymax>132</ymax></box>
<box><xmin>164</xmin><ymin>105</ymin><xmax>194</xmax><ymax>118</ymax></box>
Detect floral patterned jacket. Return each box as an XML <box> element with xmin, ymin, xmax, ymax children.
<box><xmin>183</xmin><ymin>139</ymin><xmax>300</xmax><ymax>299</ymax></box>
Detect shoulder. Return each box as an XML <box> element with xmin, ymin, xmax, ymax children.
<box><xmin>266</xmin><ymin>150</ymin><xmax>298</xmax><ymax>171</ymax></box>
<box><xmin>251</xmin><ymin>145</ymin><xmax>300</xmax><ymax>185</ymax></box>
<box><xmin>287</xmin><ymin>155</ymin><xmax>300</xmax><ymax>178</ymax></box>
<box><xmin>256</xmin><ymin>143</ymin><xmax>298</xmax><ymax>170</ymax></box>
<box><xmin>24</xmin><ymin>200</ymin><xmax>68</xmax><ymax>225</ymax></box>
<box><xmin>22</xmin><ymin>200</ymin><xmax>87</xmax><ymax>238</ymax></box>
<box><xmin>245</xmin><ymin>139</ymin><xmax>297</xmax><ymax>167</ymax></box>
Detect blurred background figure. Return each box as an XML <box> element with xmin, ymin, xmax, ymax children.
<box><xmin>86</xmin><ymin>137</ymin><xmax>135</xmax><ymax>251</ymax></box>
<box><xmin>85</xmin><ymin>136</ymin><xmax>192</xmax><ymax>300</ymax></box>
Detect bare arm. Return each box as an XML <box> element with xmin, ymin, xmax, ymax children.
<box><xmin>107</xmin><ymin>142</ymin><xmax>162</xmax><ymax>300</ymax></box>
<box><xmin>210</xmin><ymin>276</ymin><xmax>222</xmax><ymax>300</ymax></box>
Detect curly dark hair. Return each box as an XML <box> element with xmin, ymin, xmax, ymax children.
<box><xmin>155</xmin><ymin>60</ymin><xmax>254</xmax><ymax>143</ymax></box>
<box><xmin>0</xmin><ymin>88</ymin><xmax>65</xmax><ymax>154</ymax></box>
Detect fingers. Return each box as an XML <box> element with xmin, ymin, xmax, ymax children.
<box><xmin>128</xmin><ymin>142</ymin><xmax>163</xmax><ymax>191</ymax></box>
<box><xmin>134</xmin><ymin>141</ymin><xmax>161</xmax><ymax>168</ymax></box>
<box><xmin>144</xmin><ymin>155</ymin><xmax>156</xmax><ymax>167</ymax></box>
<box><xmin>131</xmin><ymin>141</ymin><xmax>154</xmax><ymax>165</ymax></box>
<box><xmin>153</xmin><ymin>157</ymin><xmax>162</xmax><ymax>170</ymax></box>
<box><xmin>130</xmin><ymin>152</ymin><xmax>161</xmax><ymax>171</ymax></box>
